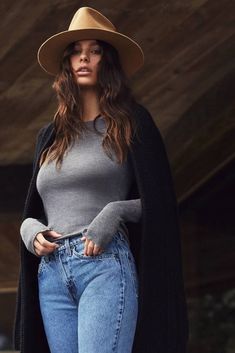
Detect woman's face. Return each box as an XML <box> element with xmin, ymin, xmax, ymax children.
<box><xmin>69</xmin><ymin>39</ymin><xmax>103</xmax><ymax>88</ymax></box>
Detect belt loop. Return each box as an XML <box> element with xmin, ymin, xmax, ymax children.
<box><xmin>65</xmin><ymin>238</ymin><xmax>72</xmax><ymax>256</ymax></box>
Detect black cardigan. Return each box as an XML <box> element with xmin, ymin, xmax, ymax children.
<box><xmin>13</xmin><ymin>103</ymin><xmax>189</xmax><ymax>353</ymax></box>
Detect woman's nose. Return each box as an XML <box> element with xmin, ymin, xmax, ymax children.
<box><xmin>80</xmin><ymin>52</ymin><xmax>89</xmax><ymax>62</ymax></box>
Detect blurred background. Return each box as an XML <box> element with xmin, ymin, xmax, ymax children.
<box><xmin>0</xmin><ymin>0</ymin><xmax>235</xmax><ymax>352</ymax></box>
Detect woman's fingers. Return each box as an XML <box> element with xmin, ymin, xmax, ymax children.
<box><xmin>82</xmin><ymin>237</ymin><xmax>103</xmax><ymax>256</ymax></box>
<box><xmin>36</xmin><ymin>232</ymin><xmax>58</xmax><ymax>248</ymax></box>
<box><xmin>48</xmin><ymin>230</ymin><xmax>61</xmax><ymax>237</ymax></box>
<box><xmin>84</xmin><ymin>238</ymin><xmax>93</xmax><ymax>256</ymax></box>
<box><xmin>34</xmin><ymin>232</ymin><xmax>59</xmax><ymax>256</ymax></box>
<box><xmin>43</xmin><ymin>230</ymin><xmax>62</xmax><ymax>241</ymax></box>
<box><xmin>93</xmin><ymin>244</ymin><xmax>103</xmax><ymax>255</ymax></box>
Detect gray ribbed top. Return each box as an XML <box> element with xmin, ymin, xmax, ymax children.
<box><xmin>20</xmin><ymin>116</ymin><xmax>142</xmax><ymax>255</ymax></box>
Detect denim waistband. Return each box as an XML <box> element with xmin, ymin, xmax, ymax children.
<box><xmin>53</xmin><ymin>232</ymin><xmax>83</xmax><ymax>246</ymax></box>
<box><xmin>52</xmin><ymin>231</ymin><xmax>127</xmax><ymax>254</ymax></box>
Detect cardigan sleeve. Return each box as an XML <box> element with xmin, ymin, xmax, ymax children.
<box><xmin>83</xmin><ymin>198</ymin><xmax>142</xmax><ymax>249</ymax></box>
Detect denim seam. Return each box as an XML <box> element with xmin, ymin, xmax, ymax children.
<box><xmin>37</xmin><ymin>257</ymin><xmax>46</xmax><ymax>277</ymax></box>
<box><xmin>111</xmin><ymin>243</ymin><xmax>127</xmax><ymax>352</ymax></box>
<box><xmin>126</xmin><ymin>253</ymin><xmax>139</xmax><ymax>299</ymax></box>
<box><xmin>58</xmin><ymin>255</ymin><xmax>77</xmax><ymax>303</ymax></box>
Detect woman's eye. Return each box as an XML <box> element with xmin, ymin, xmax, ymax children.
<box><xmin>72</xmin><ymin>49</ymin><xmax>81</xmax><ymax>55</ymax></box>
<box><xmin>92</xmin><ymin>48</ymin><xmax>102</xmax><ymax>54</ymax></box>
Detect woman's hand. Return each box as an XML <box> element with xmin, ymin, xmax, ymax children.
<box><xmin>33</xmin><ymin>230</ymin><xmax>61</xmax><ymax>256</ymax></box>
<box><xmin>81</xmin><ymin>236</ymin><xmax>104</xmax><ymax>256</ymax></box>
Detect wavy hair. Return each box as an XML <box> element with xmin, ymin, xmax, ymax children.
<box><xmin>39</xmin><ymin>39</ymin><xmax>140</xmax><ymax>170</ymax></box>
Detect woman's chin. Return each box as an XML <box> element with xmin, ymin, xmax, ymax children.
<box><xmin>78</xmin><ymin>81</ymin><xmax>98</xmax><ymax>90</ymax></box>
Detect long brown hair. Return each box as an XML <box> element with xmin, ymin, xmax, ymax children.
<box><xmin>39</xmin><ymin>39</ymin><xmax>140</xmax><ymax>170</ymax></box>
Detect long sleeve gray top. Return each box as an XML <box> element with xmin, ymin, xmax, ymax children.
<box><xmin>20</xmin><ymin>115</ymin><xmax>142</xmax><ymax>255</ymax></box>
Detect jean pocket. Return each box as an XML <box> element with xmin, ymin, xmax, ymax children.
<box><xmin>71</xmin><ymin>241</ymin><xmax>118</xmax><ymax>261</ymax></box>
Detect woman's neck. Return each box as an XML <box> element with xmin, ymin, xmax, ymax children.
<box><xmin>80</xmin><ymin>87</ymin><xmax>100</xmax><ymax>121</ymax></box>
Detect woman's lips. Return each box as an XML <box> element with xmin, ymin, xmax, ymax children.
<box><xmin>76</xmin><ymin>71</ymin><xmax>92</xmax><ymax>76</ymax></box>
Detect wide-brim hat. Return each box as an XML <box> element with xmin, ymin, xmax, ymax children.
<box><xmin>37</xmin><ymin>6</ymin><xmax>144</xmax><ymax>78</ymax></box>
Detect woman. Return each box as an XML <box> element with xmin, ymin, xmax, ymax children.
<box><xmin>13</xmin><ymin>6</ymin><xmax>189</xmax><ymax>353</ymax></box>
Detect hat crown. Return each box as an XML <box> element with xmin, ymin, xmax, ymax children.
<box><xmin>69</xmin><ymin>7</ymin><xmax>116</xmax><ymax>32</ymax></box>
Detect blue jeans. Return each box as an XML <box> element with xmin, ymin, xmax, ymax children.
<box><xmin>37</xmin><ymin>231</ymin><xmax>139</xmax><ymax>353</ymax></box>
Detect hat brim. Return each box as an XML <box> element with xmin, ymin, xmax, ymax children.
<box><xmin>37</xmin><ymin>28</ymin><xmax>144</xmax><ymax>77</ymax></box>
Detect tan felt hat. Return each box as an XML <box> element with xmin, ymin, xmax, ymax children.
<box><xmin>37</xmin><ymin>6</ymin><xmax>144</xmax><ymax>77</ymax></box>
